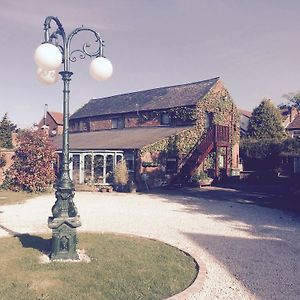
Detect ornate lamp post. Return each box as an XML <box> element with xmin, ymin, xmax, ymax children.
<box><xmin>34</xmin><ymin>16</ymin><xmax>113</xmax><ymax>260</ymax></box>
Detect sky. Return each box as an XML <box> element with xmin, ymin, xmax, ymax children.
<box><xmin>1</xmin><ymin>0</ymin><xmax>300</xmax><ymax>128</ymax></box>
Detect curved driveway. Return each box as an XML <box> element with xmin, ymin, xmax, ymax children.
<box><xmin>0</xmin><ymin>188</ymin><xmax>299</xmax><ymax>300</ymax></box>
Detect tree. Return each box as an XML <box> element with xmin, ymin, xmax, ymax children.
<box><xmin>0</xmin><ymin>113</ymin><xmax>16</xmax><ymax>149</ymax></box>
<box><xmin>281</xmin><ymin>91</ymin><xmax>300</xmax><ymax>110</ymax></box>
<box><xmin>5</xmin><ymin>130</ymin><xmax>57</xmax><ymax>192</ymax></box>
<box><xmin>247</xmin><ymin>99</ymin><xmax>285</xmax><ymax>140</ymax></box>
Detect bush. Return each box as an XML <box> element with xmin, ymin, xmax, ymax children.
<box><xmin>240</xmin><ymin>137</ymin><xmax>300</xmax><ymax>175</ymax></box>
<box><xmin>113</xmin><ymin>160</ymin><xmax>129</xmax><ymax>191</ymax></box>
<box><xmin>5</xmin><ymin>130</ymin><xmax>57</xmax><ymax>192</ymax></box>
<box><xmin>240</xmin><ymin>138</ymin><xmax>282</xmax><ymax>171</ymax></box>
<box><xmin>0</xmin><ymin>154</ymin><xmax>6</xmax><ymax>169</ymax></box>
<box><xmin>190</xmin><ymin>171</ymin><xmax>209</xmax><ymax>182</ymax></box>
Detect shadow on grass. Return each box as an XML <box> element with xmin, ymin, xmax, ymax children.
<box><xmin>0</xmin><ymin>224</ymin><xmax>51</xmax><ymax>253</ymax></box>
<box><xmin>18</xmin><ymin>234</ymin><xmax>51</xmax><ymax>253</ymax></box>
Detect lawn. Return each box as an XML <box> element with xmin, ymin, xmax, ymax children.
<box><xmin>0</xmin><ymin>233</ymin><xmax>198</xmax><ymax>300</ymax></box>
<box><xmin>0</xmin><ymin>190</ymin><xmax>35</xmax><ymax>206</ymax></box>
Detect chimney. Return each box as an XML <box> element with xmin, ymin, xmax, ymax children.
<box><xmin>44</xmin><ymin>104</ymin><xmax>48</xmax><ymax>126</ymax></box>
<box><xmin>290</xmin><ymin>106</ymin><xmax>297</xmax><ymax>122</ymax></box>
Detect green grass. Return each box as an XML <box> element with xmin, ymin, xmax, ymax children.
<box><xmin>0</xmin><ymin>190</ymin><xmax>35</xmax><ymax>206</ymax></box>
<box><xmin>0</xmin><ymin>233</ymin><xmax>198</xmax><ymax>300</ymax></box>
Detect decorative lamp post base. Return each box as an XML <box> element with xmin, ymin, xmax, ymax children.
<box><xmin>48</xmin><ymin>215</ymin><xmax>81</xmax><ymax>260</ymax></box>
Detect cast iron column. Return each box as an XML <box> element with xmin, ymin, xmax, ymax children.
<box><xmin>48</xmin><ymin>70</ymin><xmax>81</xmax><ymax>260</ymax></box>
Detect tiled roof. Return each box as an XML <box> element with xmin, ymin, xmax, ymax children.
<box><xmin>52</xmin><ymin>126</ymin><xmax>192</xmax><ymax>150</ymax></box>
<box><xmin>70</xmin><ymin>77</ymin><xmax>219</xmax><ymax>120</ymax></box>
<box><xmin>48</xmin><ymin>111</ymin><xmax>63</xmax><ymax>125</ymax></box>
<box><xmin>238</xmin><ymin>109</ymin><xmax>252</xmax><ymax>118</ymax></box>
<box><xmin>287</xmin><ymin>113</ymin><xmax>300</xmax><ymax>130</ymax></box>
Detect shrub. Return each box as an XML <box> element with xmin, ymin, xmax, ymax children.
<box><xmin>113</xmin><ymin>160</ymin><xmax>129</xmax><ymax>186</ymax></box>
<box><xmin>240</xmin><ymin>137</ymin><xmax>300</xmax><ymax>174</ymax></box>
<box><xmin>0</xmin><ymin>154</ymin><xmax>6</xmax><ymax>169</ymax></box>
<box><xmin>5</xmin><ymin>130</ymin><xmax>57</xmax><ymax>192</ymax></box>
<box><xmin>190</xmin><ymin>171</ymin><xmax>209</xmax><ymax>182</ymax></box>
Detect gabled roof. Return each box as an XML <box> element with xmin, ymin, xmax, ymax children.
<box><xmin>48</xmin><ymin>111</ymin><xmax>63</xmax><ymax>125</ymax></box>
<box><xmin>238</xmin><ymin>109</ymin><xmax>252</xmax><ymax>118</ymax></box>
<box><xmin>52</xmin><ymin>126</ymin><xmax>192</xmax><ymax>150</ymax></box>
<box><xmin>70</xmin><ymin>77</ymin><xmax>219</xmax><ymax>120</ymax></box>
<box><xmin>287</xmin><ymin>113</ymin><xmax>300</xmax><ymax>130</ymax></box>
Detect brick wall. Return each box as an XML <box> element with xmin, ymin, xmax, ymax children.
<box><xmin>231</xmin><ymin>143</ymin><xmax>240</xmax><ymax>169</ymax></box>
<box><xmin>38</xmin><ymin>113</ymin><xmax>63</xmax><ymax>136</ymax></box>
<box><xmin>71</xmin><ymin>112</ymin><xmax>161</xmax><ymax>132</ymax></box>
<box><xmin>125</xmin><ymin>114</ymin><xmax>160</xmax><ymax>128</ymax></box>
<box><xmin>90</xmin><ymin>119</ymin><xmax>112</xmax><ymax>131</ymax></box>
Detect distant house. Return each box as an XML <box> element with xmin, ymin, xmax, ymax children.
<box><xmin>286</xmin><ymin>110</ymin><xmax>300</xmax><ymax>138</ymax></box>
<box><xmin>37</xmin><ymin>111</ymin><xmax>63</xmax><ymax>137</ymax></box>
<box><xmin>239</xmin><ymin>105</ymin><xmax>300</xmax><ymax>175</ymax></box>
<box><xmin>281</xmin><ymin>106</ymin><xmax>298</xmax><ymax>130</ymax></box>
<box><xmin>282</xmin><ymin>110</ymin><xmax>300</xmax><ymax>175</ymax></box>
<box><xmin>53</xmin><ymin>77</ymin><xmax>240</xmax><ymax>189</ymax></box>
<box><xmin>239</xmin><ymin>106</ymin><xmax>299</xmax><ymax>138</ymax></box>
<box><xmin>238</xmin><ymin>109</ymin><xmax>252</xmax><ymax>137</ymax></box>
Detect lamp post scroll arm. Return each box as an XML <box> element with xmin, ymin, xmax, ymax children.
<box><xmin>66</xmin><ymin>27</ymin><xmax>105</xmax><ymax>68</ymax></box>
<box><xmin>43</xmin><ymin>16</ymin><xmax>66</xmax><ymax>44</ymax></box>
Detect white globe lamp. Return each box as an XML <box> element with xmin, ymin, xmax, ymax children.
<box><xmin>89</xmin><ymin>56</ymin><xmax>113</xmax><ymax>81</ymax></box>
<box><xmin>34</xmin><ymin>43</ymin><xmax>62</xmax><ymax>70</ymax></box>
<box><xmin>37</xmin><ymin>68</ymin><xmax>59</xmax><ymax>85</ymax></box>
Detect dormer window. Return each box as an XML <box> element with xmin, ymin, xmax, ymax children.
<box><xmin>112</xmin><ymin>117</ymin><xmax>125</xmax><ymax>129</ymax></box>
<box><xmin>161</xmin><ymin>112</ymin><xmax>170</xmax><ymax>125</ymax></box>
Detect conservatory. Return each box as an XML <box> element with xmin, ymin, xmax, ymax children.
<box><xmin>57</xmin><ymin>150</ymin><xmax>135</xmax><ymax>186</ymax></box>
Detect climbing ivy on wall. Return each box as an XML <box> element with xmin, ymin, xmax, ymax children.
<box><xmin>140</xmin><ymin>81</ymin><xmax>240</xmax><ymax>170</ymax></box>
<box><xmin>136</xmin><ymin>106</ymin><xmax>197</xmax><ymax>125</ymax></box>
<box><xmin>169</xmin><ymin>106</ymin><xmax>197</xmax><ymax>123</ymax></box>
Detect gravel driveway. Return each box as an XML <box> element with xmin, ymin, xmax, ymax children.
<box><xmin>0</xmin><ymin>189</ymin><xmax>299</xmax><ymax>300</ymax></box>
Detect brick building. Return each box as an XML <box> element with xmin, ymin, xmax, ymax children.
<box><xmin>37</xmin><ymin>111</ymin><xmax>63</xmax><ymax>137</ymax></box>
<box><xmin>53</xmin><ymin>77</ymin><xmax>240</xmax><ymax>188</ymax></box>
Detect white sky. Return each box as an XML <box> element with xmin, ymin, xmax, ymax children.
<box><xmin>1</xmin><ymin>0</ymin><xmax>300</xmax><ymax>128</ymax></box>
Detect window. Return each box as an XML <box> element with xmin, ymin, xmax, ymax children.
<box><xmin>80</xmin><ymin>120</ymin><xmax>90</xmax><ymax>132</ymax></box>
<box><xmin>72</xmin><ymin>121</ymin><xmax>80</xmax><ymax>132</ymax></box>
<box><xmin>125</xmin><ymin>153</ymin><xmax>134</xmax><ymax>171</ymax></box>
<box><xmin>161</xmin><ymin>112</ymin><xmax>170</xmax><ymax>125</ymax></box>
<box><xmin>166</xmin><ymin>158</ymin><xmax>177</xmax><ymax>174</ymax></box>
<box><xmin>112</xmin><ymin>117</ymin><xmax>125</xmax><ymax>129</ymax></box>
<box><xmin>292</xmin><ymin>130</ymin><xmax>300</xmax><ymax>138</ymax></box>
<box><xmin>94</xmin><ymin>155</ymin><xmax>104</xmax><ymax>184</ymax></box>
<box><xmin>72</xmin><ymin>154</ymin><xmax>80</xmax><ymax>184</ymax></box>
<box><xmin>106</xmin><ymin>155</ymin><xmax>114</xmax><ymax>183</ymax></box>
<box><xmin>204</xmin><ymin>112</ymin><xmax>213</xmax><ymax>129</ymax></box>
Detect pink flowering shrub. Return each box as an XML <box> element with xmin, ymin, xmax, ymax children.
<box><xmin>5</xmin><ymin>130</ymin><xmax>57</xmax><ymax>192</ymax></box>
